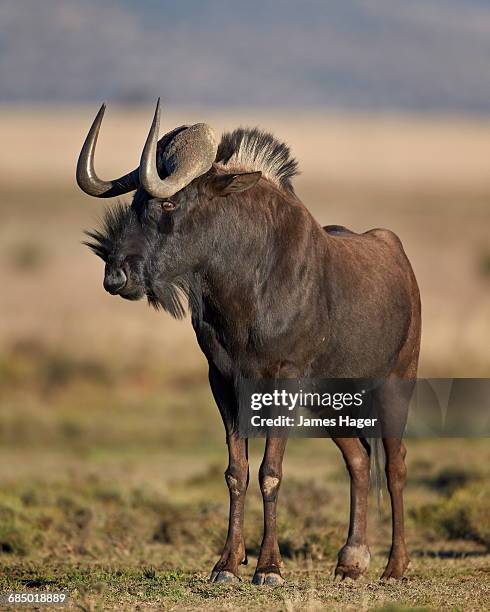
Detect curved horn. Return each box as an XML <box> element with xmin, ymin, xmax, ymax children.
<box><xmin>139</xmin><ymin>98</ymin><xmax>218</xmax><ymax>199</ymax></box>
<box><xmin>76</xmin><ymin>103</ymin><xmax>139</xmax><ymax>198</ymax></box>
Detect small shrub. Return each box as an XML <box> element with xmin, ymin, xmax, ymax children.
<box><xmin>279</xmin><ymin>529</ymin><xmax>340</xmax><ymax>560</ymax></box>
<box><xmin>0</xmin><ymin>340</ymin><xmax>112</xmax><ymax>392</ymax></box>
<box><xmin>413</xmin><ymin>482</ymin><xmax>490</xmax><ymax>548</ymax></box>
<box><xmin>152</xmin><ymin>501</ymin><xmax>223</xmax><ymax>547</ymax></box>
<box><xmin>417</xmin><ymin>466</ymin><xmax>482</xmax><ymax>495</ymax></box>
<box><xmin>281</xmin><ymin>477</ymin><xmax>332</xmax><ymax>517</ymax></box>
<box><xmin>0</xmin><ymin>525</ymin><xmax>30</xmax><ymax>555</ymax></box>
<box><xmin>143</xmin><ymin>567</ymin><xmax>156</xmax><ymax>579</ymax></box>
<box><xmin>41</xmin><ymin>354</ymin><xmax>111</xmax><ymax>391</ymax></box>
<box><xmin>0</xmin><ymin>505</ymin><xmax>33</xmax><ymax>556</ymax></box>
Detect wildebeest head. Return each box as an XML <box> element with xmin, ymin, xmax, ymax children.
<box><xmin>79</xmin><ymin>100</ymin><xmax>298</xmax><ymax>315</ymax></box>
<box><xmin>77</xmin><ymin>99</ymin><xmax>218</xmax><ymax>299</ymax></box>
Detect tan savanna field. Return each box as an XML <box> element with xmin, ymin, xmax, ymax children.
<box><xmin>0</xmin><ymin>108</ymin><xmax>489</xmax><ymax>610</ymax></box>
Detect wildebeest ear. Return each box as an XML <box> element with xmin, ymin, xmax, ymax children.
<box><xmin>208</xmin><ymin>171</ymin><xmax>262</xmax><ymax>196</ymax></box>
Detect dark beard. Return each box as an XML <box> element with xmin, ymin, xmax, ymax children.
<box><xmin>146</xmin><ymin>273</ymin><xmax>202</xmax><ymax>321</ymax></box>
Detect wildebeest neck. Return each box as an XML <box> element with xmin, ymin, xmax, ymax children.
<box><xmin>193</xmin><ymin>188</ymin><xmax>329</xmax><ymax>367</ymax></box>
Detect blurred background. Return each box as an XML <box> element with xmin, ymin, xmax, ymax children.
<box><xmin>0</xmin><ymin>1</ymin><xmax>488</xmax><ymax>609</ymax></box>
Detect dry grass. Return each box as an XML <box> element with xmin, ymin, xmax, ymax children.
<box><xmin>0</xmin><ymin>362</ymin><xmax>489</xmax><ymax>610</ymax></box>
<box><xmin>0</xmin><ymin>109</ymin><xmax>489</xmax><ymax>609</ymax></box>
<box><xmin>0</xmin><ymin>351</ymin><xmax>489</xmax><ymax>609</ymax></box>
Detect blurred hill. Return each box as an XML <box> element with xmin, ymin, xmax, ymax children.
<box><xmin>2</xmin><ymin>0</ymin><xmax>490</xmax><ymax>111</ymax></box>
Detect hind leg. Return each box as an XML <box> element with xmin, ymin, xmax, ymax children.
<box><xmin>381</xmin><ymin>438</ymin><xmax>410</xmax><ymax>579</ymax></box>
<box><xmin>333</xmin><ymin>437</ymin><xmax>371</xmax><ymax>580</ymax></box>
<box><xmin>375</xmin><ymin>377</ymin><xmax>414</xmax><ymax>580</ymax></box>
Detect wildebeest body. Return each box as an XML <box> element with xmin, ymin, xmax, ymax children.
<box><xmin>181</xmin><ymin>181</ymin><xmax>419</xmax><ymax>384</ymax></box>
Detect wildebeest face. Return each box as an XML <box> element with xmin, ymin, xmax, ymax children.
<box><xmin>137</xmin><ymin>169</ymin><xmax>262</xmax><ymax>316</ymax></box>
<box><xmin>84</xmin><ymin>203</ymin><xmax>148</xmax><ymax>301</ymax></box>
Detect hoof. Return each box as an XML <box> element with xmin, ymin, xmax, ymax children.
<box><xmin>252</xmin><ymin>568</ymin><xmax>284</xmax><ymax>586</ymax></box>
<box><xmin>380</xmin><ymin>555</ymin><xmax>411</xmax><ymax>580</ymax></box>
<box><xmin>209</xmin><ymin>570</ymin><xmax>240</xmax><ymax>583</ymax></box>
<box><xmin>334</xmin><ymin>544</ymin><xmax>370</xmax><ymax>581</ymax></box>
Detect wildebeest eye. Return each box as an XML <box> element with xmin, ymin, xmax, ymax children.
<box><xmin>161</xmin><ymin>200</ymin><xmax>176</xmax><ymax>212</ymax></box>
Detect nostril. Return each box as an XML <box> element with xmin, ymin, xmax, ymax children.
<box><xmin>103</xmin><ymin>269</ymin><xmax>127</xmax><ymax>294</ymax></box>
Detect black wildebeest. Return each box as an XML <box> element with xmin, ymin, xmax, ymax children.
<box><xmin>79</xmin><ymin>101</ymin><xmax>421</xmax><ymax>584</ymax></box>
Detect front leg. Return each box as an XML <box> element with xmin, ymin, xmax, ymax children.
<box><xmin>252</xmin><ymin>436</ymin><xmax>287</xmax><ymax>586</ymax></box>
<box><xmin>207</xmin><ymin>365</ymin><xmax>249</xmax><ymax>583</ymax></box>
<box><xmin>209</xmin><ymin>432</ymin><xmax>249</xmax><ymax>582</ymax></box>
